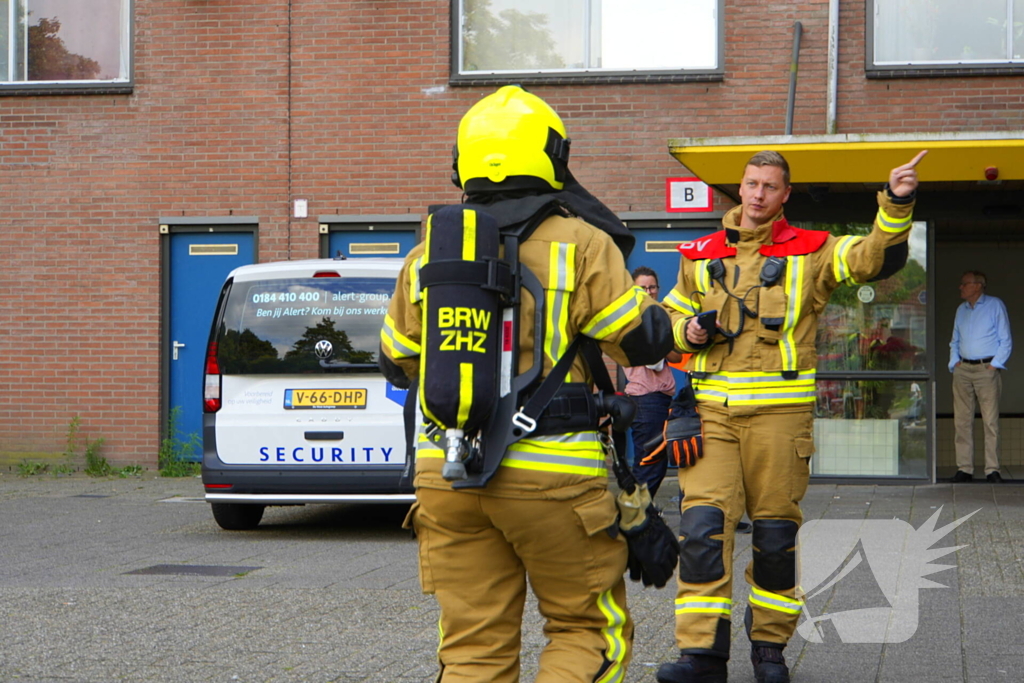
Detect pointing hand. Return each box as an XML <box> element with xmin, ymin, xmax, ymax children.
<box><xmin>889</xmin><ymin>150</ymin><xmax>928</xmax><ymax>197</ymax></box>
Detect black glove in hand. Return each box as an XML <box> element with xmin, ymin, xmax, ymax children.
<box><xmin>623</xmin><ymin>504</ymin><xmax>680</xmax><ymax>588</ymax></box>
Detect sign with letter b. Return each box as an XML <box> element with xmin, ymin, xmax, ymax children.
<box><xmin>666</xmin><ymin>177</ymin><xmax>713</xmax><ymax>213</ymax></box>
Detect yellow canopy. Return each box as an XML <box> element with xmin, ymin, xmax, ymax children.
<box><xmin>668</xmin><ymin>132</ymin><xmax>1024</xmax><ymax>184</ymax></box>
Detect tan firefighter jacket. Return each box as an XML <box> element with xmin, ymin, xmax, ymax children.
<box><xmin>662</xmin><ymin>190</ymin><xmax>916</xmax><ymax>416</ymax></box>
<box><xmin>381</xmin><ymin>211</ymin><xmax>671</xmax><ymax>498</ymax></box>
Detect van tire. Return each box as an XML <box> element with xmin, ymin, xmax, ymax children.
<box><xmin>211</xmin><ymin>503</ymin><xmax>265</xmax><ymax>530</ymax></box>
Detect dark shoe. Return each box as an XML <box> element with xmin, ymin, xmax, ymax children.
<box><xmin>987</xmin><ymin>471</ymin><xmax>1004</xmax><ymax>483</ymax></box>
<box><xmin>656</xmin><ymin>653</ymin><xmax>728</xmax><ymax>683</ymax></box>
<box><xmin>950</xmin><ymin>470</ymin><xmax>973</xmax><ymax>483</ymax></box>
<box><xmin>751</xmin><ymin>645</ymin><xmax>789</xmax><ymax>683</ymax></box>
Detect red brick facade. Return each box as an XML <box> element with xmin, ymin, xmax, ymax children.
<box><xmin>2</xmin><ymin>0</ymin><xmax>1022</xmax><ymax>466</ymax></box>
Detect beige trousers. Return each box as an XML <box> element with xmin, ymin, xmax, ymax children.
<box><xmin>673</xmin><ymin>405</ymin><xmax>813</xmax><ymax>657</ymax></box>
<box><xmin>408</xmin><ymin>486</ymin><xmax>632</xmax><ymax>683</ymax></box>
<box><xmin>952</xmin><ymin>362</ymin><xmax>1003</xmax><ymax>475</ymax></box>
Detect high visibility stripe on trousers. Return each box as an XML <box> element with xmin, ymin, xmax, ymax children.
<box><xmin>749</xmin><ymin>586</ymin><xmax>803</xmax><ymax>615</ymax></box>
<box><xmin>675</xmin><ymin>596</ymin><xmax>732</xmax><ymax>616</ymax></box>
<box><xmin>595</xmin><ymin>589</ymin><xmax>629</xmax><ymax>683</ymax></box>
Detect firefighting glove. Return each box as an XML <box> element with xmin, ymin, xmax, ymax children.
<box><xmin>646</xmin><ymin>382</ymin><xmax>704</xmax><ymax>468</ymax></box>
<box><xmin>613</xmin><ymin>459</ymin><xmax>680</xmax><ymax>589</ymax></box>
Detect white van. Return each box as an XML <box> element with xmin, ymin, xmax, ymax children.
<box><xmin>201</xmin><ymin>258</ymin><xmax>414</xmax><ymax>530</ymax></box>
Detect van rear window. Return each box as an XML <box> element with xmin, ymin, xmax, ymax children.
<box><xmin>216</xmin><ymin>277</ymin><xmax>394</xmax><ymax>374</ymax></box>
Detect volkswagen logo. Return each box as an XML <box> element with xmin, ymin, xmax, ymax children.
<box><xmin>314</xmin><ymin>339</ymin><xmax>334</xmax><ymax>360</ymax></box>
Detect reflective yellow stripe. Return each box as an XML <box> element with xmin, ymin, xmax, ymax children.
<box><xmin>416</xmin><ymin>432</ymin><xmax>444</xmax><ymax>459</ymax></box>
<box><xmin>595</xmin><ymin>589</ymin><xmax>629</xmax><ymax>683</ymax></box>
<box><xmin>456</xmin><ymin>362</ymin><xmax>473</xmax><ymax>428</ymax></box>
<box><xmin>675</xmin><ymin>596</ymin><xmax>732</xmax><ymax>616</ymax></box>
<box><xmin>832</xmin><ymin>235</ymin><xmax>861</xmax><ymax>286</ymax></box>
<box><xmin>502</xmin><ymin>433</ymin><xmax>607</xmax><ymax>476</ymax></box>
<box><xmin>877</xmin><ymin>206</ymin><xmax>912</xmax><ymax>233</ymax></box>
<box><xmin>749</xmin><ymin>586</ymin><xmax>803</xmax><ymax>615</ymax></box>
<box><xmin>673</xmin><ymin>317</ymin><xmax>690</xmax><ymax>351</ymax></box>
<box><xmin>418</xmin><ymin>292</ymin><xmax>443</xmax><ymax>427</ymax></box>
<box><xmin>695</xmin><ymin>259</ymin><xmax>710</xmax><ymax>294</ymax></box>
<box><xmin>381</xmin><ymin>313</ymin><xmax>421</xmax><ymax>358</ymax></box>
<box><xmin>461</xmin><ymin>209</ymin><xmax>477</xmax><ymax>261</ymax></box>
<box><xmin>544</xmin><ymin>242</ymin><xmax>576</xmax><ymax>367</ymax></box>
<box><xmin>664</xmin><ymin>289</ymin><xmax>698</xmax><ymax>316</ymax></box>
<box><xmin>778</xmin><ymin>254</ymin><xmax>804</xmax><ymax>372</ymax></box>
<box><xmin>693</xmin><ymin>346</ymin><xmax>710</xmax><ymax>374</ymax></box>
<box><xmin>581</xmin><ymin>287</ymin><xmax>643</xmax><ymax>340</ymax></box>
<box><xmin>693</xmin><ymin>371</ymin><xmax>817</xmax><ymax>405</ymax></box>
<box><xmin>409</xmin><ymin>255</ymin><xmax>424</xmax><ymax>303</ymax></box>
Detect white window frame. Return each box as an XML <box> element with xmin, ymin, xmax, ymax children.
<box><xmin>450</xmin><ymin>0</ymin><xmax>724</xmax><ymax>84</ymax></box>
<box><xmin>1</xmin><ymin>0</ymin><xmax>133</xmax><ymax>94</ymax></box>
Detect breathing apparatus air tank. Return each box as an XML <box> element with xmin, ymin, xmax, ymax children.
<box><xmin>417</xmin><ymin>205</ymin><xmax>509</xmax><ymax>480</ymax></box>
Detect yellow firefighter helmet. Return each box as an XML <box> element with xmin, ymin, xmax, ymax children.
<box><xmin>453</xmin><ymin>85</ymin><xmax>571</xmax><ymax>192</ymax></box>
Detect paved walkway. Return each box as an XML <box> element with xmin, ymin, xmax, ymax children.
<box><xmin>0</xmin><ymin>472</ymin><xmax>1021</xmax><ymax>682</ymax></box>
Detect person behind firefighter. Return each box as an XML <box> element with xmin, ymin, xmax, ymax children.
<box><xmin>379</xmin><ymin>85</ymin><xmax>674</xmax><ymax>683</ymax></box>
<box><xmin>654</xmin><ymin>149</ymin><xmax>927</xmax><ymax>683</ymax></box>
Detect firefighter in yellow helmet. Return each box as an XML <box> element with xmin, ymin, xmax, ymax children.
<box><xmin>654</xmin><ymin>149</ymin><xmax>927</xmax><ymax>683</ymax></box>
<box><xmin>380</xmin><ymin>85</ymin><xmax>674</xmax><ymax>682</ymax></box>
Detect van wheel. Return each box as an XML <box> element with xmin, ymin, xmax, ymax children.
<box><xmin>211</xmin><ymin>503</ymin><xmax>265</xmax><ymax>530</ymax></box>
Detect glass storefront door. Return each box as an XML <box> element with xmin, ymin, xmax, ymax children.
<box><xmin>810</xmin><ymin>221</ymin><xmax>930</xmax><ymax>479</ymax></box>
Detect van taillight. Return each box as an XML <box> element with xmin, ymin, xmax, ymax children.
<box><xmin>313</xmin><ymin>271</ymin><xmax>340</xmax><ymax>278</ymax></box>
<box><xmin>204</xmin><ymin>341</ymin><xmax>221</xmax><ymax>413</ymax></box>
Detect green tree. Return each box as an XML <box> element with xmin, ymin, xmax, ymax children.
<box><xmin>218</xmin><ymin>326</ymin><xmax>279</xmax><ymax>374</ymax></box>
<box><xmin>28</xmin><ymin>17</ymin><xmax>100</xmax><ymax>81</ymax></box>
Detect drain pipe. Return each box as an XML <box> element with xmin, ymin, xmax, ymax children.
<box><xmin>785</xmin><ymin>21</ymin><xmax>803</xmax><ymax>135</ymax></box>
<box><xmin>826</xmin><ymin>0</ymin><xmax>839</xmax><ymax>134</ymax></box>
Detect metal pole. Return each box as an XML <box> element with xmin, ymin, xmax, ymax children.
<box><xmin>785</xmin><ymin>21</ymin><xmax>804</xmax><ymax>136</ymax></box>
<box><xmin>826</xmin><ymin>0</ymin><xmax>840</xmax><ymax>134</ymax></box>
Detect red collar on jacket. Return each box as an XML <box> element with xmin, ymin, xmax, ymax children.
<box><xmin>677</xmin><ymin>218</ymin><xmax>829</xmax><ymax>260</ymax></box>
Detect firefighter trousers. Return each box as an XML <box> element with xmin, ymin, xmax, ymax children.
<box><xmin>673</xmin><ymin>404</ymin><xmax>814</xmax><ymax>658</ymax></box>
<box><xmin>408</xmin><ymin>485</ymin><xmax>633</xmax><ymax>682</ymax></box>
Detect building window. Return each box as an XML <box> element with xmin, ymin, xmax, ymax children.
<box><xmin>1</xmin><ymin>0</ymin><xmax>130</xmax><ymax>90</ymax></box>
<box><xmin>454</xmin><ymin>0</ymin><xmax>720</xmax><ymax>81</ymax></box>
<box><xmin>871</xmin><ymin>0</ymin><xmax>1023</xmax><ymax>68</ymax></box>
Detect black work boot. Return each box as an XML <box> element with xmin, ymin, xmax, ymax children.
<box><xmin>655</xmin><ymin>652</ymin><xmax>728</xmax><ymax>683</ymax></box>
<box><xmin>751</xmin><ymin>645</ymin><xmax>789</xmax><ymax>683</ymax></box>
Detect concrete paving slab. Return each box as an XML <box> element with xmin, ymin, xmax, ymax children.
<box><xmin>3</xmin><ymin>473</ymin><xmax>1023</xmax><ymax>681</ymax></box>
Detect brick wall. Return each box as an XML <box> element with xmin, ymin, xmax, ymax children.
<box><xmin>1</xmin><ymin>0</ymin><xmax>1022</xmax><ymax>466</ymax></box>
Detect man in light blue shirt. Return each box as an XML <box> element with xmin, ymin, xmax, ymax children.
<box><xmin>949</xmin><ymin>270</ymin><xmax>1012</xmax><ymax>483</ymax></box>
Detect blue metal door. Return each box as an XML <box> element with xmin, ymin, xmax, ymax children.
<box><xmin>625</xmin><ymin>227</ymin><xmax>714</xmax><ymax>294</ymax></box>
<box><xmin>328</xmin><ymin>230</ymin><xmax>417</xmax><ymax>259</ymax></box>
<box><xmin>169</xmin><ymin>232</ymin><xmax>254</xmax><ymax>459</ymax></box>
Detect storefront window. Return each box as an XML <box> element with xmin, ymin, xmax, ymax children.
<box><xmin>816</xmin><ymin>222</ymin><xmax>927</xmax><ymax>373</ymax></box>
<box><xmin>811</xmin><ymin>220</ymin><xmax>929</xmax><ymax>479</ymax></box>
<box><xmin>813</xmin><ymin>379</ymin><xmax>928</xmax><ymax>478</ymax></box>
